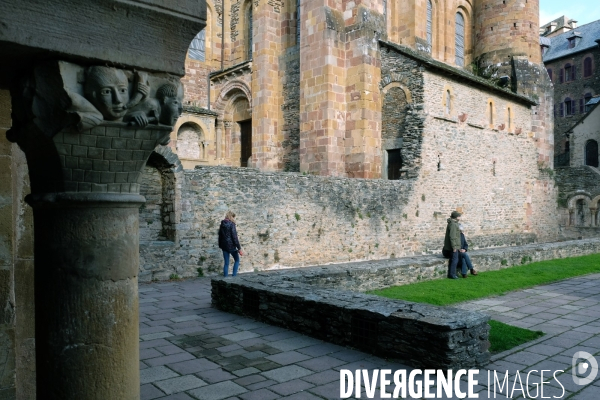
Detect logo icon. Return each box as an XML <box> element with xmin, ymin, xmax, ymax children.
<box><xmin>572</xmin><ymin>351</ymin><xmax>598</xmax><ymax>385</ymax></box>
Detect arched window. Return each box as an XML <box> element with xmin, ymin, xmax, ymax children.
<box><xmin>586</xmin><ymin>140</ymin><xmax>599</xmax><ymax>167</ymax></box>
<box><xmin>547</xmin><ymin>68</ymin><xmax>552</xmax><ymax>81</ymax></box>
<box><xmin>507</xmin><ymin>107</ymin><xmax>512</xmax><ymax>131</ymax></box>
<box><xmin>488</xmin><ymin>102</ymin><xmax>494</xmax><ymax>126</ymax></box>
<box><xmin>188</xmin><ymin>30</ymin><xmax>206</xmax><ymax>61</ymax></box>
<box><xmin>247</xmin><ymin>6</ymin><xmax>253</xmax><ymax>60</ymax></box>
<box><xmin>427</xmin><ymin>0</ymin><xmax>433</xmax><ymax>50</ymax></box>
<box><xmin>584</xmin><ymin>57</ymin><xmax>593</xmax><ymax>77</ymax></box>
<box><xmin>455</xmin><ymin>12</ymin><xmax>465</xmax><ymax>66</ymax></box>
<box><xmin>445</xmin><ymin>90</ymin><xmax>451</xmax><ymax>115</ymax></box>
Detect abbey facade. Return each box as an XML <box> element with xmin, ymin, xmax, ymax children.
<box><xmin>136</xmin><ymin>0</ymin><xmax>559</xmax><ymax>278</ymax></box>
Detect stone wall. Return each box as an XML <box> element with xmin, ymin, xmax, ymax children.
<box><xmin>212</xmin><ymin>275</ymin><xmax>491</xmax><ymax>369</ymax></box>
<box><xmin>280</xmin><ymin>46</ymin><xmax>300</xmax><ymax>172</ymax></box>
<box><xmin>210</xmin><ymin>236</ymin><xmax>600</xmax><ymax>369</ymax></box>
<box><xmin>139</xmin><ymin>159</ymin><xmax>558</xmax><ymax>280</ymax></box>
<box><xmin>555</xmin><ymin>166</ymin><xmax>600</xmax><ymax>209</ymax></box>
<box><xmin>181</xmin><ymin>59</ymin><xmax>211</xmax><ymax>108</ymax></box>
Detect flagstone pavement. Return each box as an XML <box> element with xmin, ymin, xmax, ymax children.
<box><xmin>139</xmin><ymin>273</ymin><xmax>600</xmax><ymax>399</ymax></box>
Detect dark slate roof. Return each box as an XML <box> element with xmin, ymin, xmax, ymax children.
<box><xmin>586</xmin><ymin>97</ymin><xmax>600</xmax><ymax>106</ymax></box>
<box><xmin>379</xmin><ymin>41</ymin><xmax>537</xmax><ymax>106</ymax></box>
<box><xmin>543</xmin><ymin>19</ymin><xmax>600</xmax><ymax>62</ymax></box>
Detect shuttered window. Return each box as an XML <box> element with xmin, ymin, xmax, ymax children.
<box><xmin>188</xmin><ymin>30</ymin><xmax>206</xmax><ymax>61</ymax></box>
<box><xmin>455</xmin><ymin>13</ymin><xmax>465</xmax><ymax>67</ymax></box>
<box><xmin>584</xmin><ymin>57</ymin><xmax>593</xmax><ymax>77</ymax></box>
<box><xmin>427</xmin><ymin>0</ymin><xmax>432</xmax><ymax>50</ymax></box>
<box><xmin>565</xmin><ymin>97</ymin><xmax>574</xmax><ymax>115</ymax></box>
<box><xmin>559</xmin><ymin>68</ymin><xmax>564</xmax><ymax>83</ymax></box>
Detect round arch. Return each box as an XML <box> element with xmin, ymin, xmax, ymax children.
<box><xmin>171</xmin><ymin>114</ymin><xmax>213</xmax><ymax>144</ymax></box>
<box><xmin>381</xmin><ymin>81</ymin><xmax>413</xmax><ymax>103</ymax></box>
<box><xmin>212</xmin><ymin>79</ymin><xmax>252</xmax><ymax>120</ymax></box>
<box><xmin>567</xmin><ymin>194</ymin><xmax>592</xmax><ymax>209</ymax></box>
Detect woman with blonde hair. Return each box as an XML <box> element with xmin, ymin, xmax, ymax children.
<box><xmin>218</xmin><ymin>211</ymin><xmax>244</xmax><ymax>277</ymax></box>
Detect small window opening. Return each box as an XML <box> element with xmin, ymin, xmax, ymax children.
<box><xmin>387</xmin><ymin>149</ymin><xmax>403</xmax><ymax>180</ymax></box>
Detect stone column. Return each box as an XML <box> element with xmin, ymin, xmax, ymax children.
<box><xmin>569</xmin><ymin>209</ymin><xmax>575</xmax><ymax>226</ymax></box>
<box><xmin>590</xmin><ymin>208</ymin><xmax>597</xmax><ymax>227</ymax></box>
<box><xmin>223</xmin><ymin>121</ymin><xmax>233</xmax><ymax>161</ymax></box>
<box><xmin>251</xmin><ymin>0</ymin><xmax>284</xmax><ymax>171</ymax></box>
<box><xmin>216</xmin><ymin>120</ymin><xmax>224</xmax><ymax>159</ymax></box>
<box><xmin>343</xmin><ymin>0</ymin><xmax>384</xmax><ymax>179</ymax></box>
<box><xmin>299</xmin><ymin>0</ymin><xmax>347</xmax><ymax>176</ymax></box>
<box><xmin>7</xmin><ymin>61</ymin><xmax>181</xmax><ymax>399</ymax></box>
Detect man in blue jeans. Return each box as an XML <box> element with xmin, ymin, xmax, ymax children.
<box><xmin>442</xmin><ymin>211</ymin><xmax>462</xmax><ymax>279</ymax></box>
<box><xmin>458</xmin><ymin>224</ymin><xmax>478</xmax><ymax>278</ymax></box>
<box><xmin>218</xmin><ymin>211</ymin><xmax>244</xmax><ymax>277</ymax></box>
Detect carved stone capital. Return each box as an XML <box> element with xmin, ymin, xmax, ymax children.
<box><xmin>7</xmin><ymin>61</ymin><xmax>184</xmax><ymax>196</ymax></box>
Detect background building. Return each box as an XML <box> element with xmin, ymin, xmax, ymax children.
<box><xmin>543</xmin><ymin>18</ymin><xmax>600</xmax><ymax>167</ymax></box>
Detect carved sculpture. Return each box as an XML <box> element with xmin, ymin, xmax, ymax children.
<box><xmin>458</xmin><ymin>112</ymin><xmax>468</xmax><ymax>123</ymax></box>
<box><xmin>7</xmin><ymin>60</ymin><xmax>184</xmax><ymax>195</ymax></box>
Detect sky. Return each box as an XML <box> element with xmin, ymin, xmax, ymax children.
<box><xmin>540</xmin><ymin>0</ymin><xmax>600</xmax><ymax>27</ymax></box>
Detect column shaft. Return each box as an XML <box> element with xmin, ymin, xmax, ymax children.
<box><xmin>30</xmin><ymin>194</ymin><xmax>141</xmax><ymax>399</ymax></box>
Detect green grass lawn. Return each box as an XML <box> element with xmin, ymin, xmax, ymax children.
<box><xmin>368</xmin><ymin>253</ymin><xmax>600</xmax><ymax>305</ymax></box>
<box><xmin>367</xmin><ymin>253</ymin><xmax>600</xmax><ymax>353</ymax></box>
<box><xmin>488</xmin><ymin>320</ymin><xmax>544</xmax><ymax>353</ymax></box>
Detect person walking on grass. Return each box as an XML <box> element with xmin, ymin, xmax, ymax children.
<box><xmin>458</xmin><ymin>224</ymin><xmax>478</xmax><ymax>278</ymax></box>
<box><xmin>442</xmin><ymin>211</ymin><xmax>462</xmax><ymax>279</ymax></box>
<box><xmin>218</xmin><ymin>211</ymin><xmax>244</xmax><ymax>277</ymax></box>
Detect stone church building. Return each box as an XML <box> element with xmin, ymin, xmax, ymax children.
<box><xmin>0</xmin><ymin>0</ymin><xmax>563</xmax><ymax>397</ymax></box>
<box><xmin>137</xmin><ymin>0</ymin><xmax>557</xmax><ymax>278</ymax></box>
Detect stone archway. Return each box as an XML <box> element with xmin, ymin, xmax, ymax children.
<box><xmin>567</xmin><ymin>194</ymin><xmax>592</xmax><ymax>226</ymax></box>
<box><xmin>139</xmin><ymin>147</ymin><xmax>183</xmax><ymax>243</ymax></box>
<box><xmin>212</xmin><ymin>80</ymin><xmax>252</xmax><ymax>166</ymax></box>
<box><xmin>381</xmin><ymin>81</ymin><xmax>411</xmax><ymax>180</ymax></box>
<box><xmin>176</xmin><ymin>121</ymin><xmax>206</xmax><ymax>161</ymax></box>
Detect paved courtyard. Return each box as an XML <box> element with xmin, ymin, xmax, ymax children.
<box><xmin>139</xmin><ymin>274</ymin><xmax>600</xmax><ymax>399</ymax></box>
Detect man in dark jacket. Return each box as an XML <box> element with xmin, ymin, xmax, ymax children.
<box><xmin>442</xmin><ymin>211</ymin><xmax>461</xmax><ymax>279</ymax></box>
<box><xmin>458</xmin><ymin>224</ymin><xmax>477</xmax><ymax>278</ymax></box>
<box><xmin>218</xmin><ymin>211</ymin><xmax>243</xmax><ymax>277</ymax></box>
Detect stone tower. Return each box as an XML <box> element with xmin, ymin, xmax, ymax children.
<box><xmin>473</xmin><ymin>0</ymin><xmax>553</xmax><ymax>169</ymax></box>
<box><xmin>473</xmin><ymin>0</ymin><xmax>541</xmax><ymax>69</ymax></box>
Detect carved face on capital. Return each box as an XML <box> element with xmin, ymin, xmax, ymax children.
<box><xmin>157</xmin><ymin>83</ymin><xmax>183</xmax><ymax>126</ymax></box>
<box><xmin>84</xmin><ymin>66</ymin><xmax>130</xmax><ymax>121</ymax></box>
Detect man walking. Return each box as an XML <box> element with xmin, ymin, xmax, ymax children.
<box><xmin>442</xmin><ymin>211</ymin><xmax>462</xmax><ymax>279</ymax></box>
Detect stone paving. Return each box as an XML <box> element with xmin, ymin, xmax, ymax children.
<box><xmin>139</xmin><ymin>274</ymin><xmax>600</xmax><ymax>399</ymax></box>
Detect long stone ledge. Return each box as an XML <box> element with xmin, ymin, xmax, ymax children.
<box><xmin>237</xmin><ymin>237</ymin><xmax>600</xmax><ymax>292</ymax></box>
<box><xmin>211</xmin><ymin>237</ymin><xmax>600</xmax><ymax>369</ymax></box>
<box><xmin>211</xmin><ymin>277</ymin><xmax>491</xmax><ymax>369</ymax></box>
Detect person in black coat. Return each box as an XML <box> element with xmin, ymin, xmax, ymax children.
<box><xmin>458</xmin><ymin>224</ymin><xmax>477</xmax><ymax>278</ymax></box>
<box><xmin>218</xmin><ymin>211</ymin><xmax>244</xmax><ymax>277</ymax></box>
